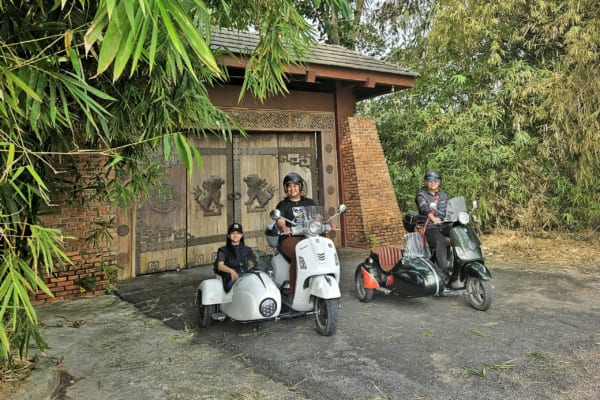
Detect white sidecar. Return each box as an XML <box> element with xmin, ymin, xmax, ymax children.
<box><xmin>197</xmin><ymin>270</ymin><xmax>281</xmax><ymax>327</ymax></box>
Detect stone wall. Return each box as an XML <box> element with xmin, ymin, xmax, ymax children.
<box><xmin>339</xmin><ymin>116</ymin><xmax>404</xmax><ymax>248</ymax></box>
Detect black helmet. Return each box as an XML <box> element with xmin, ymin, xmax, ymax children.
<box><xmin>283</xmin><ymin>172</ymin><xmax>306</xmax><ymax>195</ymax></box>
<box><xmin>283</xmin><ymin>172</ymin><xmax>304</xmax><ymax>187</ymax></box>
<box><xmin>424</xmin><ymin>169</ymin><xmax>441</xmax><ymax>181</ymax></box>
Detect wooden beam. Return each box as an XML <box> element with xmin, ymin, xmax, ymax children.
<box><xmin>217</xmin><ymin>55</ymin><xmax>417</xmax><ymax>88</ymax></box>
<box><xmin>305</xmin><ymin>70</ymin><xmax>317</xmax><ymax>83</ymax></box>
<box><xmin>365</xmin><ymin>76</ymin><xmax>377</xmax><ymax>88</ymax></box>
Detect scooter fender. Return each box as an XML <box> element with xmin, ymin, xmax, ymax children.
<box><xmin>308</xmin><ymin>274</ymin><xmax>341</xmax><ymax>299</ymax></box>
<box><xmin>463</xmin><ymin>261</ymin><xmax>492</xmax><ymax>281</ymax></box>
<box><xmin>199</xmin><ymin>278</ymin><xmax>232</xmax><ymax>305</ymax></box>
<box><xmin>357</xmin><ymin>264</ymin><xmax>380</xmax><ymax>290</ymax></box>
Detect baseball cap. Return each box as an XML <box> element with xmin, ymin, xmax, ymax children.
<box><xmin>228</xmin><ymin>223</ymin><xmax>243</xmax><ymax>234</ymax></box>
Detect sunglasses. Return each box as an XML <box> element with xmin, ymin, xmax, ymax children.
<box><xmin>427</xmin><ymin>178</ymin><xmax>441</xmax><ymax>184</ymax></box>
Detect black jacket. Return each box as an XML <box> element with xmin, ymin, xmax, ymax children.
<box><xmin>215</xmin><ymin>244</ymin><xmax>256</xmax><ymax>273</ymax></box>
<box><xmin>415</xmin><ymin>187</ymin><xmax>448</xmax><ymax>222</ymax></box>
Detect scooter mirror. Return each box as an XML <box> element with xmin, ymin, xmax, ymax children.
<box><xmin>270</xmin><ymin>209</ymin><xmax>282</xmax><ymax>220</ymax></box>
<box><xmin>338</xmin><ymin>204</ymin><xmax>347</xmax><ymax>214</ymax></box>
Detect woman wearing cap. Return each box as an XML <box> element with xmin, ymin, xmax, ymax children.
<box><xmin>275</xmin><ymin>172</ymin><xmax>316</xmax><ymax>294</ymax></box>
<box><xmin>214</xmin><ymin>223</ymin><xmax>257</xmax><ymax>291</ymax></box>
<box><xmin>415</xmin><ymin>169</ymin><xmax>450</xmax><ymax>279</ymax></box>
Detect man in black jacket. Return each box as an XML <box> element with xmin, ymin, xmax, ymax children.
<box><xmin>415</xmin><ymin>170</ymin><xmax>450</xmax><ymax>278</ymax></box>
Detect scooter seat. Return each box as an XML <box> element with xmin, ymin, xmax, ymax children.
<box><xmin>372</xmin><ymin>246</ymin><xmax>402</xmax><ymax>273</ymax></box>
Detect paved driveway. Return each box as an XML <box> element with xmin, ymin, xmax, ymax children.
<box><xmin>31</xmin><ymin>248</ymin><xmax>600</xmax><ymax>400</ymax></box>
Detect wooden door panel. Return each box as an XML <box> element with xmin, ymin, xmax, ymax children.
<box><xmin>186</xmin><ymin>136</ymin><xmax>231</xmax><ymax>268</ymax></box>
<box><xmin>136</xmin><ymin>155</ymin><xmax>187</xmax><ymax>274</ymax></box>
<box><xmin>238</xmin><ymin>134</ymin><xmax>279</xmax><ymax>256</ymax></box>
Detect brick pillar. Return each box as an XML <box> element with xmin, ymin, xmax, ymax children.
<box><xmin>339</xmin><ymin>116</ymin><xmax>403</xmax><ymax>248</ymax></box>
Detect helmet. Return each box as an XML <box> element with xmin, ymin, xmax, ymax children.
<box><xmin>424</xmin><ymin>170</ymin><xmax>441</xmax><ymax>181</ymax></box>
<box><xmin>283</xmin><ymin>172</ymin><xmax>306</xmax><ymax>196</ymax></box>
<box><xmin>283</xmin><ymin>172</ymin><xmax>304</xmax><ymax>188</ymax></box>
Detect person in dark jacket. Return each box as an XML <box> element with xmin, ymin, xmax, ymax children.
<box><xmin>415</xmin><ymin>170</ymin><xmax>450</xmax><ymax>278</ymax></box>
<box><xmin>275</xmin><ymin>172</ymin><xmax>316</xmax><ymax>294</ymax></box>
<box><xmin>215</xmin><ymin>223</ymin><xmax>256</xmax><ymax>291</ymax></box>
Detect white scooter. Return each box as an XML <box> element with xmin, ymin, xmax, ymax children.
<box><xmin>268</xmin><ymin>204</ymin><xmax>347</xmax><ymax>336</ymax></box>
<box><xmin>196</xmin><ymin>204</ymin><xmax>346</xmax><ymax>336</ymax></box>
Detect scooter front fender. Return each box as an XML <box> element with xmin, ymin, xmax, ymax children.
<box><xmin>199</xmin><ymin>278</ymin><xmax>231</xmax><ymax>305</ymax></box>
<box><xmin>358</xmin><ymin>264</ymin><xmax>380</xmax><ymax>290</ymax></box>
<box><xmin>463</xmin><ymin>261</ymin><xmax>492</xmax><ymax>281</ymax></box>
<box><xmin>308</xmin><ymin>274</ymin><xmax>341</xmax><ymax>299</ymax></box>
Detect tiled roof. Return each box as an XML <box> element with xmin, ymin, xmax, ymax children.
<box><xmin>210</xmin><ymin>29</ymin><xmax>418</xmax><ymax>78</ymax></box>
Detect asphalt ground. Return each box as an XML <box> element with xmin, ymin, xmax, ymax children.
<box><xmin>13</xmin><ymin>247</ymin><xmax>600</xmax><ymax>400</ymax></box>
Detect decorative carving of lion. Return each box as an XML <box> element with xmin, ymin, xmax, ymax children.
<box><xmin>244</xmin><ymin>174</ymin><xmax>275</xmax><ymax>209</ymax></box>
<box><xmin>193</xmin><ymin>175</ymin><xmax>225</xmax><ymax>213</ymax></box>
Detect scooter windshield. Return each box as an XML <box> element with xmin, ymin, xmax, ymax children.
<box><xmin>402</xmin><ymin>232</ymin><xmax>431</xmax><ymax>258</ymax></box>
<box><xmin>290</xmin><ymin>205</ymin><xmax>328</xmax><ymax>236</ymax></box>
<box><xmin>445</xmin><ymin>196</ymin><xmax>468</xmax><ymax>222</ymax></box>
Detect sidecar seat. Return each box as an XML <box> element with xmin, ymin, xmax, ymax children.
<box><xmin>372</xmin><ymin>246</ymin><xmax>402</xmax><ymax>273</ymax></box>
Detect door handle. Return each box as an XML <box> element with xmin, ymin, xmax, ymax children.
<box><xmin>227</xmin><ymin>192</ymin><xmax>242</xmax><ymax>200</ymax></box>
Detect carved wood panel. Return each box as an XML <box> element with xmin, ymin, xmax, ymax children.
<box><xmin>135</xmin><ymin>132</ymin><xmax>318</xmax><ymax>275</ymax></box>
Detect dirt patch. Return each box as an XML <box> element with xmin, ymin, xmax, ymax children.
<box><xmin>481</xmin><ymin>229</ymin><xmax>598</xmax><ymax>272</ymax></box>
<box><xmin>0</xmin><ymin>357</ymin><xmax>34</xmax><ymax>399</ymax></box>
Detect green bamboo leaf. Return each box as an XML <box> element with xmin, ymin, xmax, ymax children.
<box><xmin>68</xmin><ymin>46</ymin><xmax>82</xmax><ymax>78</ymax></box>
<box><xmin>174</xmin><ymin>133</ymin><xmax>193</xmax><ymax>173</ymax></box>
<box><xmin>6</xmin><ymin>70</ymin><xmax>42</xmax><ymax>102</ymax></box>
<box><xmin>96</xmin><ymin>4</ymin><xmax>127</xmax><ymax>76</ymax></box>
<box><xmin>106</xmin><ymin>0</ymin><xmax>116</xmax><ymax>18</ymax></box>
<box><xmin>162</xmin><ymin>134</ymin><xmax>171</xmax><ymax>161</ymax></box>
<box><xmin>107</xmin><ymin>154</ymin><xmax>123</xmax><ymax>168</ymax></box>
<box><xmin>84</xmin><ymin>11</ymin><xmax>109</xmax><ymax>54</ymax></box>
<box><xmin>112</xmin><ymin>20</ymin><xmax>136</xmax><ymax>80</ymax></box>
<box><xmin>155</xmin><ymin>0</ymin><xmax>197</xmax><ymax>80</ymax></box>
<box><xmin>163</xmin><ymin>0</ymin><xmax>219</xmax><ymax>74</ymax></box>
<box><xmin>130</xmin><ymin>11</ymin><xmax>151</xmax><ymax>73</ymax></box>
<box><xmin>148</xmin><ymin>11</ymin><xmax>159</xmax><ymax>72</ymax></box>
<box><xmin>49</xmin><ymin>81</ymin><xmax>57</xmax><ymax>124</ymax></box>
<box><xmin>0</xmin><ymin>323</ymin><xmax>8</xmax><ymax>354</ymax></box>
<box><xmin>5</xmin><ymin>142</ymin><xmax>15</xmax><ymax>167</ymax></box>
<box><xmin>192</xmin><ymin>146</ymin><xmax>203</xmax><ymax>177</ymax></box>
<box><xmin>25</xmin><ymin>165</ymin><xmax>49</xmax><ymax>192</ymax></box>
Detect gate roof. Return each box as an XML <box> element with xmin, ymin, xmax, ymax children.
<box><xmin>210</xmin><ymin>29</ymin><xmax>419</xmax><ymax>100</ymax></box>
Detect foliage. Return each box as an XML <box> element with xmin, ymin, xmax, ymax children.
<box><xmin>1</xmin><ymin>0</ymin><xmax>345</xmax><ymax>367</ymax></box>
<box><xmin>360</xmin><ymin>0</ymin><xmax>600</xmax><ymax>231</ymax></box>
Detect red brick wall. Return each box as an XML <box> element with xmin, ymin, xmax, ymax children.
<box><xmin>339</xmin><ymin>116</ymin><xmax>404</xmax><ymax>248</ymax></box>
<box><xmin>32</xmin><ymin>155</ymin><xmax>117</xmax><ymax>304</ymax></box>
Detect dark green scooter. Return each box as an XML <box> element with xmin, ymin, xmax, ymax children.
<box><xmin>355</xmin><ymin>197</ymin><xmax>493</xmax><ymax>311</ymax></box>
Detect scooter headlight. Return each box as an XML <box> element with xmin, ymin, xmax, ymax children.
<box><xmin>259</xmin><ymin>298</ymin><xmax>278</xmax><ymax>317</ymax></box>
<box><xmin>308</xmin><ymin>220</ymin><xmax>324</xmax><ymax>234</ymax></box>
<box><xmin>458</xmin><ymin>211</ymin><xmax>470</xmax><ymax>225</ymax></box>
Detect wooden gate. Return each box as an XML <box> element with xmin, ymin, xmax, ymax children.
<box><xmin>135</xmin><ymin>132</ymin><xmax>319</xmax><ymax>275</ymax></box>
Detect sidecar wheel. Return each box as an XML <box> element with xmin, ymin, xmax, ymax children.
<box><xmin>467</xmin><ymin>277</ymin><xmax>493</xmax><ymax>311</ymax></box>
<box><xmin>355</xmin><ymin>270</ymin><xmax>375</xmax><ymax>302</ymax></box>
<box><xmin>314</xmin><ymin>297</ymin><xmax>339</xmax><ymax>336</ymax></box>
<box><xmin>197</xmin><ymin>290</ymin><xmax>215</xmax><ymax>328</ymax></box>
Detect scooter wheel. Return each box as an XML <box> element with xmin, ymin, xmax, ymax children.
<box><xmin>467</xmin><ymin>277</ymin><xmax>493</xmax><ymax>311</ymax></box>
<box><xmin>355</xmin><ymin>270</ymin><xmax>375</xmax><ymax>302</ymax></box>
<box><xmin>314</xmin><ymin>297</ymin><xmax>339</xmax><ymax>336</ymax></box>
<box><xmin>197</xmin><ymin>289</ymin><xmax>215</xmax><ymax>327</ymax></box>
